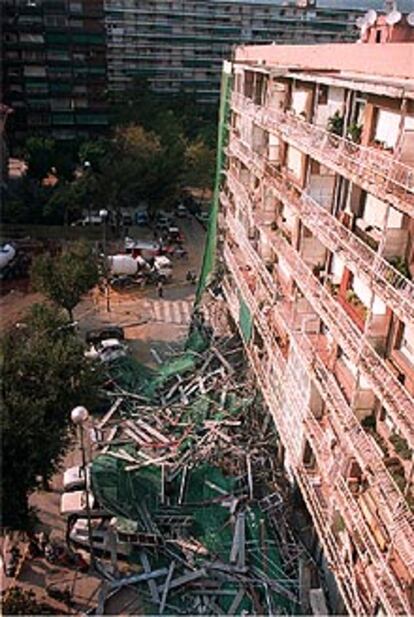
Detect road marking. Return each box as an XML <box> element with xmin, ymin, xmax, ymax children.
<box><xmin>147</xmin><ymin>300</ymin><xmax>193</xmax><ymax>325</ymax></box>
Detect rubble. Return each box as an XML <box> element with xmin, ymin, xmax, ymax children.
<box><xmin>76</xmin><ymin>316</ymin><xmax>305</xmax><ymax>615</ymax></box>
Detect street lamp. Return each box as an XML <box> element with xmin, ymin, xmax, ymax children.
<box><xmin>99</xmin><ymin>208</ymin><xmax>110</xmax><ymax>313</ymax></box>
<box><xmin>70</xmin><ymin>406</ymin><xmax>96</xmax><ymax>570</ymax></box>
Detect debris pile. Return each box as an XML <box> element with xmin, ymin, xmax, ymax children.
<box><xmin>84</xmin><ymin>322</ymin><xmax>303</xmax><ymax>615</ymax></box>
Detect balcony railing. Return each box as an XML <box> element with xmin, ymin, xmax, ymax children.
<box><xmin>268</xmin><ymin>229</ymin><xmax>414</xmax><ymax>451</ymax></box>
<box><xmin>222</xmin><ymin>236</ymin><xmax>414</xmax><ymax>616</ymax></box>
<box><xmin>231</xmin><ymin>92</ymin><xmax>414</xmax><ymax>216</ymax></box>
<box><xmin>226</xmin><ymin>141</ymin><xmax>414</xmax><ymax>327</ymax></box>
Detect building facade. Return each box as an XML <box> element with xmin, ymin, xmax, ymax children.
<box><xmin>2</xmin><ymin>0</ymin><xmax>108</xmax><ymax>149</ymax></box>
<box><xmin>104</xmin><ymin>0</ymin><xmax>366</xmax><ymax>103</ymax></box>
<box><xmin>217</xmin><ymin>25</ymin><xmax>414</xmax><ymax>616</ymax></box>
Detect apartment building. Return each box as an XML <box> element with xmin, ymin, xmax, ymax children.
<box><xmin>104</xmin><ymin>0</ymin><xmax>366</xmax><ymax>103</ymax></box>
<box><xmin>2</xmin><ymin>0</ymin><xmax>109</xmax><ymax>148</ymax></box>
<box><xmin>216</xmin><ymin>17</ymin><xmax>414</xmax><ymax>616</ymax></box>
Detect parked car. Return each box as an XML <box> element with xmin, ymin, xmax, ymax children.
<box><xmin>155</xmin><ymin>210</ymin><xmax>175</xmax><ymax>231</ymax></box>
<box><xmin>60</xmin><ymin>490</ymin><xmax>106</xmax><ymax>517</ymax></box>
<box><xmin>135</xmin><ymin>209</ymin><xmax>150</xmax><ymax>225</ymax></box>
<box><xmin>63</xmin><ymin>464</ymin><xmax>90</xmax><ymax>491</ymax></box>
<box><xmin>69</xmin><ymin>518</ymin><xmax>132</xmax><ymax>558</ymax></box>
<box><xmin>167</xmin><ymin>226</ymin><xmax>185</xmax><ymax>245</ymax></box>
<box><xmin>71</xmin><ymin>214</ymin><xmax>103</xmax><ymax>227</ymax></box>
<box><xmin>85</xmin><ymin>326</ymin><xmax>125</xmax><ymax>346</ymax></box>
<box><xmin>85</xmin><ymin>338</ymin><xmax>128</xmax><ymax>363</ymax></box>
<box><xmin>122</xmin><ymin>213</ymin><xmax>133</xmax><ymax>226</ymax></box>
<box><xmin>124</xmin><ymin>238</ymin><xmax>162</xmax><ymax>259</ymax></box>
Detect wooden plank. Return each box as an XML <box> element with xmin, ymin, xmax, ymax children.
<box><xmin>139</xmin><ymin>551</ymin><xmax>160</xmax><ymax>605</ymax></box>
<box><xmin>158</xmin><ymin>568</ymin><xmax>206</xmax><ymax>593</ymax></box>
<box><xmin>237</xmin><ymin>513</ymin><xmax>246</xmax><ymax>569</ymax></box>
<box><xmin>135</xmin><ymin>419</ymin><xmax>170</xmax><ymax>444</ymax></box>
<box><xmin>246</xmin><ymin>455</ymin><xmax>254</xmax><ymax>500</ymax></box>
<box><xmin>211</xmin><ymin>345</ymin><xmax>235</xmax><ymax>374</ymax></box>
<box><xmin>159</xmin><ymin>562</ymin><xmax>175</xmax><ymax>614</ymax></box>
<box><xmin>178</xmin><ymin>466</ymin><xmax>188</xmax><ymax>505</ymax></box>
<box><xmin>97</xmin><ymin>398</ymin><xmax>122</xmax><ymax>429</ymax></box>
<box><xmin>125</xmin><ymin>420</ymin><xmax>153</xmax><ymax>444</ymax></box>
<box><xmin>124</xmin><ymin>427</ymin><xmax>147</xmax><ymax>447</ymax></box>
<box><xmin>227</xmin><ymin>587</ymin><xmax>245</xmax><ymax>615</ymax></box>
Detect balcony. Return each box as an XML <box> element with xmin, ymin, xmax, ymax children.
<box><xmin>222</xmin><ymin>236</ymin><xmax>414</xmax><ymax>616</ymax></box>
<box><xmin>223</xmin><ymin>205</ymin><xmax>414</xmax><ymax>449</ymax></box>
<box><xmin>225</xmin><ymin>143</ymin><xmax>414</xmax><ymax>327</ymax></box>
<box><xmin>231</xmin><ymin>93</ymin><xmax>414</xmax><ymax>217</ymax></box>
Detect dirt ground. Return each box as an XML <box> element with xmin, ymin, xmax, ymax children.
<box><xmin>1</xmin><ymin>217</ymin><xmax>206</xmax><ymax>613</ymax></box>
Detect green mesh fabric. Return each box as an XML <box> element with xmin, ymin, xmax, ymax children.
<box><xmin>195</xmin><ymin>64</ymin><xmax>232</xmax><ymax>304</ymax></box>
<box><xmin>239</xmin><ymin>296</ymin><xmax>253</xmax><ymax>343</ymax></box>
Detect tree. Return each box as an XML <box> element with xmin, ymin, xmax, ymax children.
<box><xmin>31</xmin><ymin>242</ymin><xmax>99</xmax><ymax>321</ymax></box>
<box><xmin>78</xmin><ymin>138</ymin><xmax>110</xmax><ymax>172</ymax></box>
<box><xmin>97</xmin><ymin>124</ymin><xmax>183</xmax><ymax>212</ymax></box>
<box><xmin>24</xmin><ymin>136</ymin><xmax>56</xmax><ymax>181</ymax></box>
<box><xmin>184</xmin><ymin>139</ymin><xmax>215</xmax><ymax>195</ymax></box>
<box><xmin>1</xmin><ymin>304</ymin><xmax>99</xmax><ymax>528</ymax></box>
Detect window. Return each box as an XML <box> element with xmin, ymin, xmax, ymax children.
<box><xmin>47</xmin><ymin>50</ymin><xmax>70</xmax><ymax>61</ymax></box>
<box><xmin>20</xmin><ymin>34</ymin><xmax>44</xmax><ymax>43</ymax></box>
<box><xmin>318</xmin><ymin>85</ymin><xmax>328</xmax><ymax>105</ymax></box>
<box><xmin>399</xmin><ymin>325</ymin><xmax>414</xmax><ymax>366</ymax></box>
<box><xmin>24</xmin><ymin>66</ymin><xmax>47</xmax><ymax>77</ymax></box>
<box><xmin>51</xmin><ymin>98</ymin><xmax>72</xmax><ymax>111</ymax></box>
<box><xmin>44</xmin><ymin>15</ymin><xmax>67</xmax><ymax>27</ymax></box>
<box><xmin>69</xmin><ymin>1</ymin><xmax>83</xmax><ymax>12</ymax></box>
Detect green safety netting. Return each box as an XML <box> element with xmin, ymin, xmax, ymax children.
<box><xmin>239</xmin><ymin>295</ymin><xmax>253</xmax><ymax>343</ymax></box>
<box><xmin>195</xmin><ymin>64</ymin><xmax>232</xmax><ymax>304</ymax></box>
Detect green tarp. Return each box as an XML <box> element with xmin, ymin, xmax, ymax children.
<box><xmin>195</xmin><ymin>63</ymin><xmax>232</xmax><ymax>304</ymax></box>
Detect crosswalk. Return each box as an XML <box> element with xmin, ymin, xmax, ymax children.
<box><xmin>142</xmin><ymin>299</ymin><xmax>194</xmax><ymax>325</ymax></box>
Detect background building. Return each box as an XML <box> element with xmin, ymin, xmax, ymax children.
<box><xmin>216</xmin><ymin>14</ymin><xmax>414</xmax><ymax>615</ymax></box>
<box><xmin>2</xmin><ymin>0</ymin><xmax>108</xmax><ymax>150</ymax></box>
<box><xmin>104</xmin><ymin>0</ymin><xmax>368</xmax><ymax>103</ymax></box>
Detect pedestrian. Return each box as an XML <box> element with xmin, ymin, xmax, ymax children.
<box><xmin>157</xmin><ymin>280</ymin><xmax>164</xmax><ymax>298</ymax></box>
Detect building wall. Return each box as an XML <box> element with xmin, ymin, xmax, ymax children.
<box><xmin>2</xmin><ymin>0</ymin><xmax>109</xmax><ymax>148</ymax></box>
<box><xmin>104</xmin><ymin>0</ymin><xmax>363</xmax><ymax>102</ymax></box>
<box><xmin>219</xmin><ymin>45</ymin><xmax>414</xmax><ymax>616</ymax></box>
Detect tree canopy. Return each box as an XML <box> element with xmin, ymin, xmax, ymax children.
<box><xmin>1</xmin><ymin>303</ymin><xmax>99</xmax><ymax>528</ymax></box>
<box><xmin>4</xmin><ymin>79</ymin><xmax>217</xmax><ymax>225</ymax></box>
<box><xmin>31</xmin><ymin>242</ymin><xmax>99</xmax><ymax>321</ymax></box>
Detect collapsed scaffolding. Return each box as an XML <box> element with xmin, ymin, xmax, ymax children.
<box><xmin>90</xmin><ymin>324</ymin><xmax>303</xmax><ymax>614</ymax></box>
<box><xmin>85</xmin><ymin>64</ymin><xmax>310</xmax><ymax>615</ymax></box>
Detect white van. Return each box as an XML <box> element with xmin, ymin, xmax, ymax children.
<box><xmin>60</xmin><ymin>490</ymin><xmax>107</xmax><ymax>517</ymax></box>
<box><xmin>63</xmin><ymin>465</ymin><xmax>90</xmax><ymax>492</ymax></box>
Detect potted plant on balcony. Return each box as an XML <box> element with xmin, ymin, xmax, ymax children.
<box><xmin>347</xmin><ymin>122</ymin><xmax>362</xmax><ymax>144</ymax></box>
<box><xmin>345</xmin><ymin>289</ymin><xmax>368</xmax><ymax>322</ymax></box>
<box><xmin>327</xmin><ymin>111</ymin><xmax>344</xmax><ymax>147</ymax></box>
<box><xmin>387</xmin><ymin>255</ymin><xmax>411</xmax><ymax>281</ymax></box>
<box><xmin>345</xmin><ymin>122</ymin><xmax>363</xmax><ymax>154</ymax></box>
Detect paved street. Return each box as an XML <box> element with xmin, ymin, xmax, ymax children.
<box><xmin>1</xmin><ymin>215</ymin><xmax>207</xmax><ymax>611</ymax></box>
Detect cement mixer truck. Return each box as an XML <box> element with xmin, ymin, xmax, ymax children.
<box><xmin>107</xmin><ymin>253</ymin><xmax>172</xmax><ymax>289</ymax></box>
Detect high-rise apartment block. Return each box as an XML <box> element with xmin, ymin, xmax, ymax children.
<box><xmin>104</xmin><ymin>0</ymin><xmax>365</xmax><ymax>103</ymax></box>
<box><xmin>2</xmin><ymin>0</ymin><xmax>108</xmax><ymax>148</ymax></box>
<box><xmin>216</xmin><ymin>17</ymin><xmax>414</xmax><ymax>615</ymax></box>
